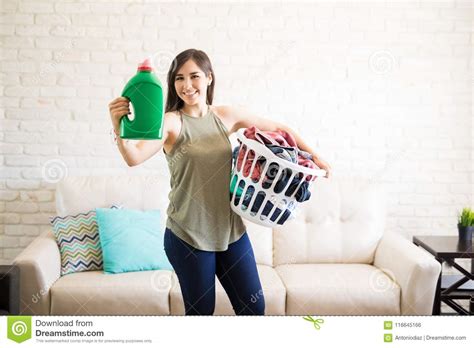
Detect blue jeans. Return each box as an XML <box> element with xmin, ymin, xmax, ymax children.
<box><xmin>164</xmin><ymin>228</ymin><xmax>265</xmax><ymax>316</ymax></box>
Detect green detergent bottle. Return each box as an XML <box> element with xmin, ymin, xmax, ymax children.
<box><xmin>120</xmin><ymin>58</ymin><xmax>164</xmax><ymax>140</ymax></box>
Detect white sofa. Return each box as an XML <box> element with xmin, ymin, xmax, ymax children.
<box><xmin>13</xmin><ymin>175</ymin><xmax>441</xmax><ymax>316</ymax></box>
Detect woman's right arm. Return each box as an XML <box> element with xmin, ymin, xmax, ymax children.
<box><xmin>108</xmin><ymin>97</ymin><xmax>169</xmax><ymax>167</ymax></box>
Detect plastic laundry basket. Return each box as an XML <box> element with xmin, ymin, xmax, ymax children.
<box><xmin>230</xmin><ymin>128</ymin><xmax>326</xmax><ymax>228</ymax></box>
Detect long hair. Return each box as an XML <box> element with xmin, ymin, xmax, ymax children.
<box><xmin>165</xmin><ymin>49</ymin><xmax>215</xmax><ymax>113</ymax></box>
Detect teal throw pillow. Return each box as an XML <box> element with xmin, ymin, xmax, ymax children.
<box><xmin>95</xmin><ymin>207</ymin><xmax>173</xmax><ymax>274</ymax></box>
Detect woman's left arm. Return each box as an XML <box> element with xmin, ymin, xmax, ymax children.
<box><xmin>225</xmin><ymin>106</ymin><xmax>332</xmax><ymax>178</ymax></box>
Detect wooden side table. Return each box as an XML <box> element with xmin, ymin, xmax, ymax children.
<box><xmin>413</xmin><ymin>236</ymin><xmax>474</xmax><ymax>315</ymax></box>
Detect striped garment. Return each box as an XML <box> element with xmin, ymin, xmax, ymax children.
<box><xmin>50</xmin><ymin>205</ymin><xmax>120</xmax><ymax>275</ymax></box>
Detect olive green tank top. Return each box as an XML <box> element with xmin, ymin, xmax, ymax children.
<box><xmin>164</xmin><ymin>107</ymin><xmax>246</xmax><ymax>251</ymax></box>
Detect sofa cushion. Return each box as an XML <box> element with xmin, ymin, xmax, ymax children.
<box><xmin>273</xmin><ymin>177</ymin><xmax>386</xmax><ymax>266</ymax></box>
<box><xmin>244</xmin><ymin>220</ymin><xmax>273</xmax><ymax>267</ymax></box>
<box><xmin>50</xmin><ymin>205</ymin><xmax>120</xmax><ymax>275</ymax></box>
<box><xmin>276</xmin><ymin>263</ymin><xmax>400</xmax><ymax>315</ymax></box>
<box><xmin>169</xmin><ymin>265</ymin><xmax>286</xmax><ymax>315</ymax></box>
<box><xmin>55</xmin><ymin>175</ymin><xmax>273</xmax><ymax>267</ymax></box>
<box><xmin>50</xmin><ymin>270</ymin><xmax>172</xmax><ymax>315</ymax></box>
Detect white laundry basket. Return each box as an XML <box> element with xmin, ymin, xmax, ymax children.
<box><xmin>230</xmin><ymin>128</ymin><xmax>326</xmax><ymax>227</ymax></box>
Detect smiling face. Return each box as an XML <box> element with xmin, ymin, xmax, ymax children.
<box><xmin>174</xmin><ymin>59</ymin><xmax>212</xmax><ymax>107</ymax></box>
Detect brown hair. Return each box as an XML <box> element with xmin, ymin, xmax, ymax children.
<box><xmin>165</xmin><ymin>49</ymin><xmax>215</xmax><ymax>113</ymax></box>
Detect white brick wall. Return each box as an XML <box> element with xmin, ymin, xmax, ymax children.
<box><xmin>0</xmin><ymin>0</ymin><xmax>472</xmax><ymax>270</ymax></box>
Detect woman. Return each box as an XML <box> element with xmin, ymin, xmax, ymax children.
<box><xmin>108</xmin><ymin>49</ymin><xmax>332</xmax><ymax>316</ymax></box>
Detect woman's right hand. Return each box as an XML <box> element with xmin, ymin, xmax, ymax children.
<box><xmin>108</xmin><ymin>97</ymin><xmax>130</xmax><ymax>132</ymax></box>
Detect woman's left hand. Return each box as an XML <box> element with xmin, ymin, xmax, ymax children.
<box><xmin>312</xmin><ymin>155</ymin><xmax>332</xmax><ymax>179</ymax></box>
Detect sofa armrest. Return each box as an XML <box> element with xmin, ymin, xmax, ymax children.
<box><xmin>0</xmin><ymin>265</ymin><xmax>20</xmax><ymax>315</ymax></box>
<box><xmin>12</xmin><ymin>229</ymin><xmax>61</xmax><ymax>315</ymax></box>
<box><xmin>373</xmin><ymin>233</ymin><xmax>441</xmax><ymax>315</ymax></box>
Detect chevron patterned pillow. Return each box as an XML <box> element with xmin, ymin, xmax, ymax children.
<box><xmin>50</xmin><ymin>205</ymin><xmax>121</xmax><ymax>275</ymax></box>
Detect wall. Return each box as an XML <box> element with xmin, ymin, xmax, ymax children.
<box><xmin>0</xmin><ymin>0</ymin><xmax>472</xmax><ymax>275</ymax></box>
